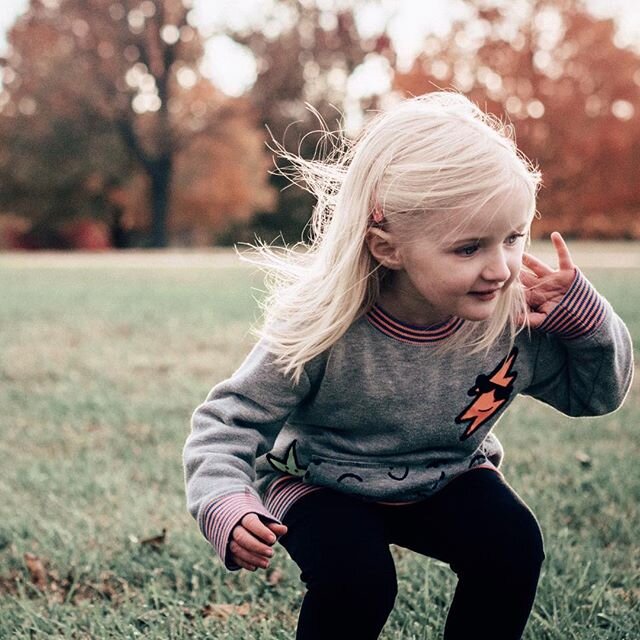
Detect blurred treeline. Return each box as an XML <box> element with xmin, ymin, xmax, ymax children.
<box><xmin>0</xmin><ymin>0</ymin><xmax>638</xmax><ymax>249</ymax></box>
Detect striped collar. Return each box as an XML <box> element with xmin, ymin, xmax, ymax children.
<box><xmin>366</xmin><ymin>304</ymin><xmax>465</xmax><ymax>345</ymax></box>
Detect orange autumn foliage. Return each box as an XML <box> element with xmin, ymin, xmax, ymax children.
<box><xmin>394</xmin><ymin>0</ymin><xmax>640</xmax><ymax>239</ymax></box>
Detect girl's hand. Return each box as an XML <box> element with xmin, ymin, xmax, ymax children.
<box><xmin>229</xmin><ymin>513</ymin><xmax>288</xmax><ymax>571</ymax></box>
<box><xmin>520</xmin><ymin>232</ymin><xmax>577</xmax><ymax>328</ymax></box>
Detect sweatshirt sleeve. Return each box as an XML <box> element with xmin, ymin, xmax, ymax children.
<box><xmin>522</xmin><ymin>269</ymin><xmax>634</xmax><ymax>417</ymax></box>
<box><xmin>183</xmin><ymin>339</ymin><xmax>312</xmax><ymax>570</ymax></box>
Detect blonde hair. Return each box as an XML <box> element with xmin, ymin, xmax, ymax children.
<box><xmin>244</xmin><ymin>91</ymin><xmax>542</xmax><ymax>383</ymax></box>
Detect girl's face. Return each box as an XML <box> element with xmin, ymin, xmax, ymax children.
<box><xmin>381</xmin><ymin>188</ymin><xmax>531</xmax><ymax>326</ymax></box>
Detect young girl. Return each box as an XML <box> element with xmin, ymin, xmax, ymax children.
<box><xmin>183</xmin><ymin>92</ymin><xmax>633</xmax><ymax>640</ymax></box>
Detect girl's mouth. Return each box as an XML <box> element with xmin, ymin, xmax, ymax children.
<box><xmin>469</xmin><ymin>289</ymin><xmax>499</xmax><ymax>300</ymax></box>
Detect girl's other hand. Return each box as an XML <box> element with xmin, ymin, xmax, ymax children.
<box><xmin>520</xmin><ymin>232</ymin><xmax>577</xmax><ymax>328</ymax></box>
<box><xmin>229</xmin><ymin>513</ymin><xmax>288</xmax><ymax>571</ymax></box>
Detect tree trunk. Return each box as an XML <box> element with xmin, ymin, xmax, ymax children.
<box><xmin>149</xmin><ymin>156</ymin><xmax>172</xmax><ymax>248</ymax></box>
<box><xmin>109</xmin><ymin>206</ymin><xmax>129</xmax><ymax>249</ymax></box>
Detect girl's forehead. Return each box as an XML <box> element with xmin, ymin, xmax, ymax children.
<box><xmin>437</xmin><ymin>187</ymin><xmax>533</xmax><ymax>243</ymax></box>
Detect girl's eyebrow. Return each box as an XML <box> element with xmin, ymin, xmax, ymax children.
<box><xmin>451</xmin><ymin>236</ymin><xmax>482</xmax><ymax>245</ymax></box>
<box><xmin>452</xmin><ymin>224</ymin><xmax>529</xmax><ymax>245</ymax></box>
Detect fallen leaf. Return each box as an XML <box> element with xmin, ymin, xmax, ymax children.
<box><xmin>202</xmin><ymin>602</ymin><xmax>251</xmax><ymax>621</ymax></box>
<box><xmin>0</xmin><ymin>572</ymin><xmax>20</xmax><ymax>596</ymax></box>
<box><xmin>24</xmin><ymin>553</ymin><xmax>47</xmax><ymax>591</ymax></box>
<box><xmin>140</xmin><ymin>528</ymin><xmax>167</xmax><ymax>547</ymax></box>
<box><xmin>575</xmin><ymin>451</ymin><xmax>592</xmax><ymax>467</ymax></box>
<box><xmin>182</xmin><ymin>606</ymin><xmax>196</xmax><ymax>620</ymax></box>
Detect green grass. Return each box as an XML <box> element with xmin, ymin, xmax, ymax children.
<box><xmin>0</xmin><ymin>251</ymin><xmax>638</xmax><ymax>639</ymax></box>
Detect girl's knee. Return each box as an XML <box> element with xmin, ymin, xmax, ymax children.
<box><xmin>451</xmin><ymin>498</ymin><xmax>545</xmax><ymax>578</ymax></box>
<box><xmin>486</xmin><ymin>502</ymin><xmax>545</xmax><ymax>571</ymax></box>
<box><xmin>514</xmin><ymin>503</ymin><xmax>545</xmax><ymax>559</ymax></box>
<box><xmin>302</xmin><ymin>553</ymin><xmax>398</xmax><ymax>611</ymax></box>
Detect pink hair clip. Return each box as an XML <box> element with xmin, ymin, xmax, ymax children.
<box><xmin>371</xmin><ymin>204</ymin><xmax>385</xmax><ymax>225</ymax></box>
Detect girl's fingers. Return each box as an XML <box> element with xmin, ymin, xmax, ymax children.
<box><xmin>550</xmin><ymin>231</ymin><xmax>574</xmax><ymax>271</ymax></box>
<box><xmin>522</xmin><ymin>252</ymin><xmax>553</xmax><ymax>276</ymax></box>
<box><xmin>233</xmin><ymin>523</ymin><xmax>275</xmax><ymax>558</ymax></box>
<box><xmin>523</xmin><ymin>233</ymin><xmax>574</xmax><ymax>282</ymax></box>
<box><xmin>241</xmin><ymin>513</ymin><xmax>282</xmax><ymax>545</ymax></box>
<box><xmin>229</xmin><ymin>540</ymin><xmax>271</xmax><ymax>569</ymax></box>
<box><xmin>229</xmin><ymin>514</ymin><xmax>287</xmax><ymax>572</ymax></box>
<box><xmin>524</xmin><ymin>310</ymin><xmax>546</xmax><ymax>327</ymax></box>
<box><xmin>235</xmin><ymin>557</ymin><xmax>258</xmax><ymax>572</ymax></box>
<box><xmin>266</xmin><ymin>522</ymin><xmax>288</xmax><ymax>537</ymax></box>
<box><xmin>518</xmin><ymin>270</ymin><xmax>538</xmax><ymax>287</ymax></box>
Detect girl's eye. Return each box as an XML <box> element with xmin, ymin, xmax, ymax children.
<box><xmin>506</xmin><ymin>233</ymin><xmax>525</xmax><ymax>246</ymax></box>
<box><xmin>455</xmin><ymin>244</ymin><xmax>479</xmax><ymax>256</ymax></box>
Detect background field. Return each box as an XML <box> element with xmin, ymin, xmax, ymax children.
<box><xmin>1</xmin><ymin>245</ymin><xmax>638</xmax><ymax>639</ymax></box>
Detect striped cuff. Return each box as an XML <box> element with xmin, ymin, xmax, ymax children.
<box><xmin>264</xmin><ymin>476</ymin><xmax>324</xmax><ymax>521</ymax></box>
<box><xmin>199</xmin><ymin>491</ymin><xmax>280</xmax><ymax>570</ymax></box>
<box><xmin>537</xmin><ymin>269</ymin><xmax>607</xmax><ymax>339</ymax></box>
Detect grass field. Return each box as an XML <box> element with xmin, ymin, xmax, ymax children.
<box><xmin>0</xmin><ymin>247</ymin><xmax>638</xmax><ymax>639</ymax></box>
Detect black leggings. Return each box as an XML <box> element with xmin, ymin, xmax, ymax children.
<box><xmin>279</xmin><ymin>468</ymin><xmax>545</xmax><ymax>640</ymax></box>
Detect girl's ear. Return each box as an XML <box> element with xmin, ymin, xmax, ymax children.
<box><xmin>366</xmin><ymin>228</ymin><xmax>404</xmax><ymax>270</ymax></box>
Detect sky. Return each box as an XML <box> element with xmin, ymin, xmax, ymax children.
<box><xmin>1</xmin><ymin>0</ymin><xmax>639</xmax><ymax>98</ymax></box>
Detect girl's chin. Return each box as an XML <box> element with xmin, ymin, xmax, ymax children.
<box><xmin>458</xmin><ymin>302</ymin><xmax>499</xmax><ymax>321</ymax></box>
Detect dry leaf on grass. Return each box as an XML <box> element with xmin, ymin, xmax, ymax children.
<box><xmin>17</xmin><ymin>555</ymin><xmax>128</xmax><ymax>606</ymax></box>
<box><xmin>0</xmin><ymin>571</ymin><xmax>20</xmax><ymax>596</ymax></box>
<box><xmin>140</xmin><ymin>528</ymin><xmax>167</xmax><ymax>548</ymax></box>
<box><xmin>611</xmin><ymin>587</ymin><xmax>640</xmax><ymax>605</ymax></box>
<box><xmin>575</xmin><ymin>451</ymin><xmax>592</xmax><ymax>467</ymax></box>
<box><xmin>202</xmin><ymin>602</ymin><xmax>251</xmax><ymax>621</ymax></box>
<box><xmin>181</xmin><ymin>606</ymin><xmax>196</xmax><ymax>620</ymax></box>
<box><xmin>24</xmin><ymin>553</ymin><xmax>47</xmax><ymax>591</ymax></box>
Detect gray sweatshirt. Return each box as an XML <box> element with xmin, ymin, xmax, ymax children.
<box><xmin>183</xmin><ymin>271</ymin><xmax>633</xmax><ymax>570</ymax></box>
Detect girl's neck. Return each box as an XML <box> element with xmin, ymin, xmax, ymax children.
<box><xmin>376</xmin><ymin>285</ymin><xmax>452</xmax><ymax>328</ymax></box>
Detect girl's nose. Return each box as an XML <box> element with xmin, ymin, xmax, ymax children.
<box><xmin>482</xmin><ymin>251</ymin><xmax>511</xmax><ymax>282</ymax></box>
